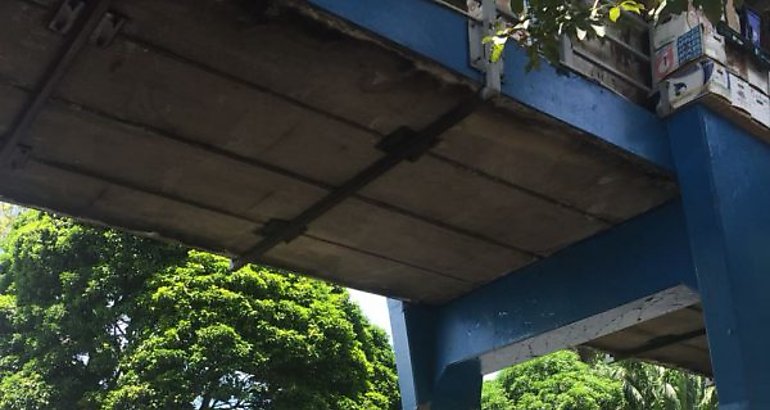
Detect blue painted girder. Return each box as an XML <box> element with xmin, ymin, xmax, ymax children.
<box><xmin>668</xmin><ymin>105</ymin><xmax>770</xmax><ymax>410</ymax></box>
<box><xmin>389</xmin><ymin>199</ymin><xmax>698</xmax><ymax>409</ymax></box>
<box><xmin>305</xmin><ymin>0</ymin><xmax>673</xmax><ymax>172</ymax></box>
<box><xmin>435</xmin><ymin>198</ymin><xmax>697</xmax><ymax>374</ymax></box>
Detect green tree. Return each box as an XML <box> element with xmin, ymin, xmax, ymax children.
<box><xmin>608</xmin><ymin>359</ymin><xmax>718</xmax><ymax>410</ymax></box>
<box><xmin>0</xmin><ymin>211</ymin><xmax>398</xmax><ymax>409</ymax></box>
<box><xmin>481</xmin><ymin>379</ymin><xmax>515</xmax><ymax>410</ymax></box>
<box><xmin>473</xmin><ymin>0</ymin><xmax>725</xmax><ymax>68</ymax></box>
<box><xmin>486</xmin><ymin>350</ymin><xmax>624</xmax><ymax>410</ymax></box>
<box><xmin>482</xmin><ymin>349</ymin><xmax>718</xmax><ymax>410</ymax></box>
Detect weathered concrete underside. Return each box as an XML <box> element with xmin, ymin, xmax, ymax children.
<box><xmin>0</xmin><ymin>0</ymin><xmax>708</xmax><ymax>374</ymax></box>
<box><xmin>588</xmin><ymin>303</ymin><xmax>710</xmax><ymax>375</ymax></box>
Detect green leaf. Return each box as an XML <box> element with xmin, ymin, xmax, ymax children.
<box><xmin>619</xmin><ymin>0</ymin><xmax>644</xmax><ymax>14</ymax></box>
<box><xmin>609</xmin><ymin>6</ymin><xmax>621</xmax><ymax>22</ymax></box>
<box><xmin>490</xmin><ymin>38</ymin><xmax>508</xmax><ymax>63</ymax></box>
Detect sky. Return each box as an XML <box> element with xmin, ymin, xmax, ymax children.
<box><xmin>348</xmin><ymin>288</ymin><xmax>500</xmax><ymax>380</ymax></box>
<box><xmin>348</xmin><ymin>289</ymin><xmax>392</xmax><ymax>341</ymax></box>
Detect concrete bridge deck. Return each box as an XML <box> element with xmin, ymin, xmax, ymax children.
<box><xmin>1</xmin><ymin>0</ymin><xmax>679</xmax><ymax>303</ymax></box>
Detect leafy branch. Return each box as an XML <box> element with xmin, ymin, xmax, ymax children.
<box><xmin>480</xmin><ymin>0</ymin><xmax>726</xmax><ymax>69</ymax></box>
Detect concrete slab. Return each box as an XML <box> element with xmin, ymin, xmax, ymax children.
<box><xmin>57</xmin><ymin>36</ymin><xmax>383</xmax><ymax>185</ymax></box>
<box><xmin>265</xmin><ymin>236</ymin><xmax>471</xmax><ymax>304</ymax></box>
<box><xmin>309</xmin><ymin>199</ymin><xmax>534</xmax><ymax>284</ymax></box>
<box><xmin>643</xmin><ymin>343</ymin><xmax>712</xmax><ymax>375</ymax></box>
<box><xmin>0</xmin><ymin>1</ymin><xmax>62</xmax><ymax>88</ymax></box>
<box><xmin>0</xmin><ymin>159</ymin><xmax>254</xmax><ymax>253</ymax></box>
<box><xmin>587</xmin><ymin>306</ymin><xmax>711</xmax><ymax>375</ymax></box>
<box><xmin>436</xmin><ymin>107</ymin><xmax>678</xmax><ymax>222</ymax></box>
<box><xmin>28</xmin><ymin>103</ymin><xmax>327</xmax><ymax>223</ymax></box>
<box><xmin>0</xmin><ymin>84</ymin><xmax>27</xmax><ymax>133</ymax></box>
<box><xmin>26</xmin><ymin>100</ymin><xmax>537</xmax><ymax>287</ymax></box>
<box><xmin>633</xmin><ymin>307</ymin><xmax>704</xmax><ymax>336</ymax></box>
<box><xmin>363</xmin><ymin>155</ymin><xmax>609</xmax><ymax>255</ymax></box>
<box><xmin>113</xmin><ymin>0</ymin><xmax>474</xmax><ymax>135</ymax></box>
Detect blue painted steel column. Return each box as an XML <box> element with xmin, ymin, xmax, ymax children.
<box><xmin>668</xmin><ymin>105</ymin><xmax>770</xmax><ymax>409</ymax></box>
<box><xmin>431</xmin><ymin>360</ymin><xmax>482</xmax><ymax>410</ymax></box>
<box><xmin>388</xmin><ymin>300</ymin><xmax>482</xmax><ymax>410</ymax></box>
<box><xmin>388</xmin><ymin>300</ymin><xmax>436</xmax><ymax>409</ymax></box>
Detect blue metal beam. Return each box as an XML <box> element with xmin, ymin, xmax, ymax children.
<box><xmin>389</xmin><ymin>300</ymin><xmax>484</xmax><ymax>410</ymax></box>
<box><xmin>388</xmin><ymin>300</ymin><xmax>438</xmax><ymax>409</ymax></box>
<box><xmin>434</xmin><ymin>199</ymin><xmax>696</xmax><ymax>372</ymax></box>
<box><xmin>668</xmin><ymin>104</ymin><xmax>770</xmax><ymax>410</ymax></box>
<box><xmin>306</xmin><ymin>0</ymin><xmax>673</xmax><ymax>172</ymax></box>
<box><xmin>389</xmin><ymin>199</ymin><xmax>698</xmax><ymax>408</ymax></box>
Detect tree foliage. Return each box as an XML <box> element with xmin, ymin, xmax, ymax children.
<box><xmin>482</xmin><ymin>349</ymin><xmax>718</xmax><ymax>410</ymax></box>
<box><xmin>483</xmin><ymin>350</ymin><xmax>624</xmax><ymax>410</ymax></box>
<box><xmin>0</xmin><ymin>211</ymin><xmax>398</xmax><ymax>409</ymax></box>
<box><xmin>480</xmin><ymin>0</ymin><xmax>727</xmax><ymax>68</ymax></box>
<box><xmin>609</xmin><ymin>360</ymin><xmax>718</xmax><ymax>410</ymax></box>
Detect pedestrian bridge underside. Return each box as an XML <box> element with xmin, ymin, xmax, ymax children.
<box><xmin>0</xmin><ymin>0</ymin><xmax>710</xmax><ymax>378</ymax></box>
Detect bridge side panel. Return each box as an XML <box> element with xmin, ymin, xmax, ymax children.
<box><xmin>306</xmin><ymin>0</ymin><xmax>672</xmax><ymax>171</ymax></box>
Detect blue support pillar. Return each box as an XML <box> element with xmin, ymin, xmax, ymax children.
<box><xmin>388</xmin><ymin>300</ymin><xmax>482</xmax><ymax>410</ymax></box>
<box><xmin>388</xmin><ymin>300</ymin><xmax>435</xmax><ymax>409</ymax></box>
<box><xmin>667</xmin><ymin>105</ymin><xmax>770</xmax><ymax>409</ymax></box>
<box><xmin>431</xmin><ymin>360</ymin><xmax>482</xmax><ymax>410</ymax></box>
